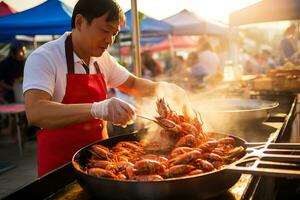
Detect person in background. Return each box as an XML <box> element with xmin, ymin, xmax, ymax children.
<box><xmin>195</xmin><ymin>38</ymin><xmax>220</xmax><ymax>77</ymax></box>
<box><xmin>190</xmin><ymin>38</ymin><xmax>220</xmax><ymax>83</ymax></box>
<box><xmin>261</xmin><ymin>49</ymin><xmax>276</xmax><ymax>70</ymax></box>
<box><xmin>0</xmin><ymin>40</ymin><xmax>26</xmax><ymax>103</ymax></box>
<box><xmin>279</xmin><ymin>24</ymin><xmax>298</xmax><ymax>65</ymax></box>
<box><xmin>186</xmin><ymin>52</ymin><xmax>198</xmax><ymax>68</ymax></box>
<box><xmin>23</xmin><ymin>0</ymin><xmax>187</xmax><ymax>177</ymax></box>
<box><xmin>244</xmin><ymin>53</ymin><xmax>265</xmax><ymax>75</ymax></box>
<box><xmin>189</xmin><ymin>51</ymin><xmax>207</xmax><ymax>83</ymax></box>
<box><xmin>0</xmin><ymin>40</ymin><xmax>26</xmax><ymax>142</ymax></box>
<box><xmin>141</xmin><ymin>51</ymin><xmax>163</xmax><ymax>78</ymax></box>
<box><xmin>173</xmin><ymin>55</ymin><xmax>185</xmax><ymax>73</ymax></box>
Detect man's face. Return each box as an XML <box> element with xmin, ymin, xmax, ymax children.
<box><xmin>76</xmin><ymin>12</ymin><xmax>120</xmax><ymax>57</ymax></box>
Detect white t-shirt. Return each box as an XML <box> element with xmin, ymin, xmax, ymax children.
<box><xmin>23</xmin><ymin>32</ymin><xmax>130</xmax><ymax>102</ymax></box>
<box><xmin>197</xmin><ymin>50</ymin><xmax>220</xmax><ymax>75</ymax></box>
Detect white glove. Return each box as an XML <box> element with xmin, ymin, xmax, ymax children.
<box><xmin>91</xmin><ymin>97</ymin><xmax>136</xmax><ymax>126</ymax></box>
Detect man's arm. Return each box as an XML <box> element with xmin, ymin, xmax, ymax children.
<box><xmin>117</xmin><ymin>74</ymin><xmax>159</xmax><ymax>97</ymax></box>
<box><xmin>24</xmin><ymin>89</ymin><xmax>93</xmax><ymax>129</ymax></box>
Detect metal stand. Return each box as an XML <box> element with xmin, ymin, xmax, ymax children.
<box><xmin>15</xmin><ymin>113</ymin><xmax>23</xmax><ymax>157</ymax></box>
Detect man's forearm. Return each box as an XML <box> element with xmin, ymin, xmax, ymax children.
<box><xmin>130</xmin><ymin>77</ymin><xmax>158</xmax><ymax>97</ymax></box>
<box><xmin>26</xmin><ymin>100</ymin><xmax>93</xmax><ymax>129</ymax></box>
<box><xmin>118</xmin><ymin>75</ymin><xmax>159</xmax><ymax>97</ymax></box>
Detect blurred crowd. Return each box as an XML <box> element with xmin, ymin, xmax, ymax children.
<box><xmin>240</xmin><ymin>24</ymin><xmax>300</xmax><ymax>75</ymax></box>
<box><xmin>135</xmin><ymin>24</ymin><xmax>300</xmax><ymax>86</ymax></box>
<box><xmin>138</xmin><ymin>36</ymin><xmax>224</xmax><ymax>84</ymax></box>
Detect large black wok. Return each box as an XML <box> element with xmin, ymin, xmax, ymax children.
<box><xmin>192</xmin><ymin>98</ymin><xmax>279</xmax><ymax>131</ymax></box>
<box><xmin>72</xmin><ymin>131</ymin><xmax>300</xmax><ymax>200</ymax></box>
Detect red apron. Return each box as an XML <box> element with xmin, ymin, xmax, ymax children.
<box><xmin>37</xmin><ymin>34</ymin><xmax>107</xmax><ymax>177</ymax></box>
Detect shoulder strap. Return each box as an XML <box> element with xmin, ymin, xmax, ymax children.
<box><xmin>64</xmin><ymin>34</ymin><xmax>75</xmax><ymax>74</ymax></box>
<box><xmin>93</xmin><ymin>61</ymin><xmax>101</xmax><ymax>74</ymax></box>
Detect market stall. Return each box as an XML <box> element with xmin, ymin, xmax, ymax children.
<box><xmin>229</xmin><ymin>0</ymin><xmax>300</xmax><ymax>26</ymax></box>
<box><xmin>229</xmin><ymin>1</ymin><xmax>300</xmax><ymax>198</ymax></box>
<box><xmin>2</xmin><ymin>1</ymin><xmax>300</xmax><ymax>200</ymax></box>
<box><xmin>0</xmin><ymin>1</ymin><xmax>16</xmax><ymax>17</ymax></box>
<box><xmin>164</xmin><ymin>9</ymin><xmax>229</xmax><ymax>36</ymax></box>
<box><xmin>0</xmin><ymin>0</ymin><xmax>72</xmax><ymax>36</ymax></box>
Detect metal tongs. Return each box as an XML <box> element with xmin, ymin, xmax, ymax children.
<box><xmin>136</xmin><ymin>114</ymin><xmax>160</xmax><ymax>125</ymax></box>
<box><xmin>136</xmin><ymin>114</ymin><xmax>158</xmax><ymax>123</ymax></box>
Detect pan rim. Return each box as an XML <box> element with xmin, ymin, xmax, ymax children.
<box><xmin>193</xmin><ymin>98</ymin><xmax>279</xmax><ymax>113</ymax></box>
<box><xmin>72</xmin><ymin>131</ymin><xmax>247</xmax><ymax>183</ymax></box>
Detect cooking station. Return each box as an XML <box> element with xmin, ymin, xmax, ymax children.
<box><xmin>2</xmin><ymin>87</ymin><xmax>300</xmax><ymax>200</ymax></box>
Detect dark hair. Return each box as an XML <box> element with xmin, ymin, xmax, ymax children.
<box><xmin>71</xmin><ymin>0</ymin><xmax>125</xmax><ymax>29</ymax></box>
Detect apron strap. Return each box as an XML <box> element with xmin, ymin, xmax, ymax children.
<box><xmin>65</xmin><ymin>34</ymin><xmax>101</xmax><ymax>75</ymax></box>
<box><xmin>80</xmin><ymin>61</ymin><xmax>90</xmax><ymax>74</ymax></box>
<box><xmin>93</xmin><ymin>61</ymin><xmax>101</xmax><ymax>74</ymax></box>
<box><xmin>65</xmin><ymin>34</ymin><xmax>75</xmax><ymax>74</ymax></box>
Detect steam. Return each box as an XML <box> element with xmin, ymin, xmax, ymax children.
<box><xmin>133</xmin><ymin>70</ymin><xmax>270</xmax><ymax>143</ymax></box>
<box><xmin>155</xmin><ymin>82</ymin><xmax>195</xmax><ymax>118</ymax></box>
<box><xmin>190</xmin><ymin>98</ymin><xmax>261</xmax><ymax>133</ymax></box>
<box><xmin>135</xmin><ymin>83</ymin><xmax>196</xmax><ymax>147</ymax></box>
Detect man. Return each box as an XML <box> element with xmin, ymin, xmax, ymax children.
<box><xmin>0</xmin><ymin>40</ymin><xmax>26</xmax><ymax>103</ymax></box>
<box><xmin>23</xmin><ymin>0</ymin><xmax>186</xmax><ymax>177</ymax></box>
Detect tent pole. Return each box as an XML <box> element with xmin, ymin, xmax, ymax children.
<box><xmin>117</xmin><ymin>36</ymin><xmax>121</xmax><ymax>61</ymax></box>
<box><xmin>33</xmin><ymin>35</ymin><xmax>38</xmax><ymax>49</ymax></box>
<box><xmin>168</xmin><ymin>34</ymin><xmax>176</xmax><ymax>70</ymax></box>
<box><xmin>131</xmin><ymin>0</ymin><xmax>142</xmax><ymax>77</ymax></box>
<box><xmin>229</xmin><ymin>26</ymin><xmax>239</xmax><ymax>65</ymax></box>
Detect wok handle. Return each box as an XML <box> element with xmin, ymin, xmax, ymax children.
<box><xmin>261</xmin><ymin>154</ymin><xmax>300</xmax><ymax>162</ymax></box>
<box><xmin>245</xmin><ymin>142</ymin><xmax>300</xmax><ymax>149</ymax></box>
<box><xmin>263</xmin><ymin>148</ymin><xmax>300</xmax><ymax>154</ymax></box>
<box><xmin>227</xmin><ymin>143</ymin><xmax>300</xmax><ymax>178</ymax></box>
<box><xmin>227</xmin><ymin>164</ymin><xmax>300</xmax><ymax>178</ymax></box>
<box><xmin>136</xmin><ymin>114</ymin><xmax>161</xmax><ymax>126</ymax></box>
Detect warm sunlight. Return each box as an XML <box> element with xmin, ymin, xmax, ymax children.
<box><xmin>6</xmin><ymin>0</ymin><xmax>261</xmax><ymax>23</ymax></box>
<box><xmin>134</xmin><ymin>0</ymin><xmax>261</xmax><ymax>22</ymax></box>
<box><xmin>1</xmin><ymin>0</ymin><xmax>300</xmax><ymax>199</ymax></box>
<box><xmin>117</xmin><ymin>0</ymin><xmax>262</xmax><ymax>23</ymax></box>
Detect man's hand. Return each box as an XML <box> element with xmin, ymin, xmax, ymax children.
<box><xmin>91</xmin><ymin>97</ymin><xmax>136</xmax><ymax>126</ymax></box>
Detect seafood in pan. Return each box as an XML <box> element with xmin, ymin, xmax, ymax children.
<box><xmin>84</xmin><ymin>98</ymin><xmax>245</xmax><ymax>181</ymax></box>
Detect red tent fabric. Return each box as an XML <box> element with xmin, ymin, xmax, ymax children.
<box><xmin>120</xmin><ymin>46</ymin><xmax>131</xmax><ymax>56</ymax></box>
<box><xmin>0</xmin><ymin>1</ymin><xmax>16</xmax><ymax>17</ymax></box>
<box><xmin>143</xmin><ymin>36</ymin><xmax>198</xmax><ymax>52</ymax></box>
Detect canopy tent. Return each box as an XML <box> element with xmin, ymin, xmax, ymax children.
<box><xmin>163</xmin><ymin>9</ymin><xmax>229</xmax><ymax>36</ymax></box>
<box><xmin>230</xmin><ymin>0</ymin><xmax>300</xmax><ymax>26</ymax></box>
<box><xmin>0</xmin><ymin>0</ymin><xmax>71</xmax><ymax>36</ymax></box>
<box><xmin>0</xmin><ymin>2</ymin><xmax>16</xmax><ymax>42</ymax></box>
<box><xmin>120</xmin><ymin>9</ymin><xmax>172</xmax><ymax>76</ymax></box>
<box><xmin>143</xmin><ymin>36</ymin><xmax>198</xmax><ymax>52</ymax></box>
<box><xmin>121</xmin><ymin>10</ymin><xmax>172</xmax><ymax>36</ymax></box>
<box><xmin>0</xmin><ymin>1</ymin><xmax>16</xmax><ymax>17</ymax></box>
